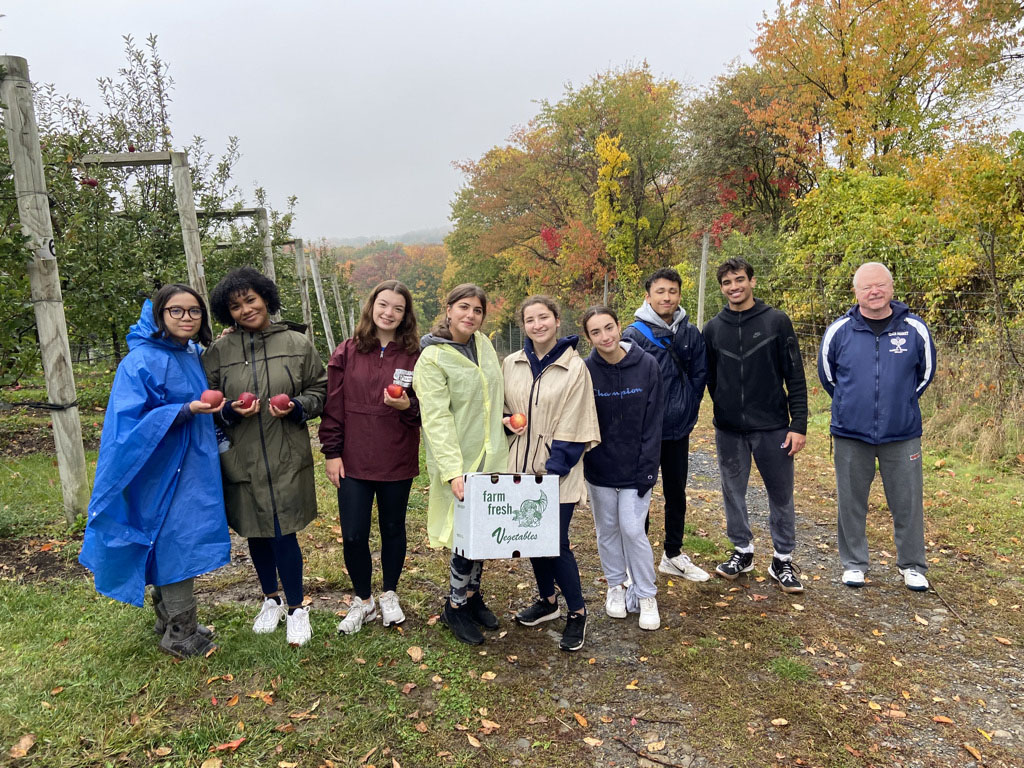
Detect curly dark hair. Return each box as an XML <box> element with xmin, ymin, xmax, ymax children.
<box><xmin>151</xmin><ymin>283</ymin><xmax>213</xmax><ymax>346</ymax></box>
<box><xmin>209</xmin><ymin>267</ymin><xmax>281</xmax><ymax>326</ymax></box>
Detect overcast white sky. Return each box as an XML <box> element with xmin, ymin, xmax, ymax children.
<box><xmin>4</xmin><ymin>1</ymin><xmax>775</xmax><ymax>241</ymax></box>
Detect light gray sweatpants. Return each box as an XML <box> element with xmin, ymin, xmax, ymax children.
<box><xmin>152</xmin><ymin>577</ymin><xmax>196</xmax><ymax>616</ymax></box>
<box><xmin>586</xmin><ymin>483</ymin><xmax>657</xmax><ymax>612</ymax></box>
<box><xmin>834</xmin><ymin>435</ymin><xmax>926</xmax><ymax>572</ymax></box>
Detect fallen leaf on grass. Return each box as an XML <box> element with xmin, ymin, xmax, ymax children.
<box><xmin>278</xmin><ymin>762</ymin><xmax>298</xmax><ymax>768</ymax></box>
<box><xmin>407</xmin><ymin>646</ymin><xmax>424</xmax><ymax>663</ymax></box>
<box><xmin>988</xmin><ymin>598</ymin><xmax>998</xmax><ymax>606</ymax></box>
<box><xmin>625</xmin><ymin>679</ymin><xmax>640</xmax><ymax>689</ymax></box>
<box><xmin>226</xmin><ymin>695</ymin><xmax>239</xmax><ymax>707</ymax></box>
<box><xmin>993</xmin><ymin>636</ymin><xmax>1012</xmax><ymax>646</ymax></box>
<box><xmin>208</xmin><ymin>737</ymin><xmax>246</xmax><ymax>753</ymax></box>
<box><xmin>978</xmin><ymin>728</ymin><xmax>992</xmax><ymax>741</ymax></box>
<box><xmin>868</xmin><ymin>702</ymin><xmax>882</xmax><ymax>711</ymax></box>
<box><xmin>466</xmin><ymin>733</ymin><xmax>481</xmax><ymax>748</ymax></box>
<box><xmin>392</xmin><ymin>759</ymin><xmax>401</xmax><ymax>768</ymax></box>
<box><xmin>200</xmin><ymin>759</ymin><xmax>222</xmax><ymax>768</ymax></box>
<box><xmin>358</xmin><ymin>747</ymin><xmax>377</xmax><ymax>764</ymax></box>
<box><xmin>153</xmin><ymin>746</ymin><xmax>172</xmax><ymax>756</ymax></box>
<box><xmin>573</xmin><ymin>712</ymin><xmax>588</xmax><ymax>728</ymax></box>
<box><xmin>480</xmin><ymin>718</ymin><xmax>501</xmax><ymax>731</ymax></box>
<box><xmin>885</xmin><ymin>709</ymin><xmax>907</xmax><ymax>718</ymax></box>
<box><xmin>50</xmin><ymin>687</ymin><xmax>63</xmax><ymax>695</ymax></box>
<box><xmin>401</xmin><ymin>683</ymin><xmax>417</xmax><ymax>695</ymax></box>
<box><xmin>415</xmin><ymin>722</ymin><xmax>428</xmax><ymax>733</ymax></box>
<box><xmin>933</xmin><ymin>716</ymin><xmax>953</xmax><ymax>724</ymax></box>
<box><xmin>431</xmin><ymin>674</ymin><xmax>443</xmax><ymax>683</ymax></box>
<box><xmin>9</xmin><ymin>734</ymin><xmax>36</xmax><ymax>758</ymax></box>
<box><xmin>600</xmin><ymin>716</ymin><xmax>613</xmax><ymax>723</ymax></box>
<box><xmin>751</xmin><ymin>594</ymin><xmax>769</xmax><ymax>602</ymax></box>
<box><xmin>583</xmin><ymin>737</ymin><xmax>603</xmax><ymax>747</ymax></box>
<box><xmin>247</xmin><ymin>690</ymin><xmax>274</xmax><ymax>705</ymax></box>
<box><xmin>647</xmin><ymin>740</ymin><xmax>666</xmax><ymax>752</ymax></box>
<box><xmin>914</xmin><ymin>614</ymin><xmax>929</xmax><ymax>626</ymax></box>
<box><xmin>963</xmin><ymin>744</ymin><xmax>982</xmax><ymax>760</ymax></box>
<box><xmin>354</xmin><ymin>658</ymin><xmax>366</xmax><ymax>664</ymax></box>
<box><xmin>891</xmin><ymin>657</ymin><xmax>903</xmax><ymax>667</ymax></box>
<box><xmin>480</xmin><ymin>671</ymin><xmax>496</xmax><ymax>681</ymax></box>
<box><xmin>275</xmin><ymin>723</ymin><xmax>296</xmax><ymax>733</ymax></box>
<box><xmin>771</xmin><ymin>718</ymin><xmax>789</xmax><ymax>727</ymax></box>
<box><xmin>791</xmin><ymin>603</ymin><xmax>804</xmax><ymax>611</ymax></box>
<box><xmin>426</xmin><ymin>614</ymin><xmax>440</xmax><ymax>626</ymax></box>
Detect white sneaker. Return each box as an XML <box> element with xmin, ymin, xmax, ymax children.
<box><xmin>658</xmin><ymin>552</ymin><xmax>711</xmax><ymax>582</ymax></box>
<box><xmin>899</xmin><ymin>568</ymin><xmax>930</xmax><ymax>592</ymax></box>
<box><xmin>842</xmin><ymin>569</ymin><xmax>866</xmax><ymax>588</ymax></box>
<box><xmin>252</xmin><ymin>597</ymin><xmax>286</xmax><ymax>634</ymax></box>
<box><xmin>286</xmin><ymin>606</ymin><xmax>312</xmax><ymax>646</ymax></box>
<box><xmin>638</xmin><ymin>596</ymin><xmax>660</xmax><ymax>630</ymax></box>
<box><xmin>337</xmin><ymin>596</ymin><xmax>378</xmax><ymax>635</ymax></box>
<box><xmin>605</xmin><ymin>584</ymin><xmax>627</xmax><ymax>619</ymax></box>
<box><xmin>379</xmin><ymin>591</ymin><xmax>405</xmax><ymax>627</ymax></box>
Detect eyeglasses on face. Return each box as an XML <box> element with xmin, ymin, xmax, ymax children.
<box><xmin>164</xmin><ymin>306</ymin><xmax>203</xmax><ymax>319</ymax></box>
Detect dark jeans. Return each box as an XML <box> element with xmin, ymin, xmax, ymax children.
<box><xmin>248</xmin><ymin>515</ymin><xmax>304</xmax><ymax>607</ymax></box>
<box><xmin>530</xmin><ymin>502</ymin><xmax>585</xmax><ymax>613</ymax></box>
<box><xmin>660</xmin><ymin>436</ymin><xmax>689</xmax><ymax>557</ymax></box>
<box><xmin>337</xmin><ymin>476</ymin><xmax>413</xmax><ymax>599</ymax></box>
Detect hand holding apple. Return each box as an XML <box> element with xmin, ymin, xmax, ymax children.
<box><xmin>200</xmin><ymin>389</ymin><xmax>224</xmax><ymax>407</ymax></box>
<box><xmin>190</xmin><ymin>389</ymin><xmax>226</xmax><ymax>414</ymax></box>
<box><xmin>268</xmin><ymin>393</ymin><xmax>294</xmax><ymax>418</ymax></box>
<box><xmin>383</xmin><ymin>385</ymin><xmax>410</xmax><ymax>411</ymax></box>
<box><xmin>232</xmin><ymin>392</ymin><xmax>260</xmax><ymax>417</ymax></box>
<box><xmin>503</xmin><ymin>412</ymin><xmax>528</xmax><ymax>435</ymax></box>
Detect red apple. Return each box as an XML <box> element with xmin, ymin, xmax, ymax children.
<box><xmin>509</xmin><ymin>412</ymin><xmax>527</xmax><ymax>429</ymax></box>
<box><xmin>128</xmin><ymin>144</ymin><xmax>136</xmax><ymax>152</ymax></box>
<box><xmin>386</xmin><ymin>384</ymin><xmax>405</xmax><ymax>399</ymax></box>
<box><xmin>236</xmin><ymin>391</ymin><xmax>257</xmax><ymax>409</ymax></box>
<box><xmin>200</xmin><ymin>389</ymin><xmax>224</xmax><ymax>407</ymax></box>
<box><xmin>269</xmin><ymin>393</ymin><xmax>292</xmax><ymax>410</ymax></box>
<box><xmin>80</xmin><ymin>177</ymin><xmax>98</xmax><ymax>188</ymax></box>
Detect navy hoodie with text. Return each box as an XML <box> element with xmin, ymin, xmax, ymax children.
<box><xmin>583</xmin><ymin>342</ymin><xmax>665</xmax><ymax>494</ymax></box>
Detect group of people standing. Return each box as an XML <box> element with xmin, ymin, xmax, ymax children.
<box><xmin>80</xmin><ymin>256</ymin><xmax>935</xmax><ymax>658</ymax></box>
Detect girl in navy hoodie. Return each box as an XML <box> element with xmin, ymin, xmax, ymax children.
<box><xmin>582</xmin><ymin>307</ymin><xmax>665</xmax><ymax>631</ymax></box>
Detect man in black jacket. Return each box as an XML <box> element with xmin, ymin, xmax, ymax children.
<box><xmin>703</xmin><ymin>258</ymin><xmax>808</xmax><ymax>593</ymax></box>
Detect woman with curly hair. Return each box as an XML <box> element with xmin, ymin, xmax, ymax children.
<box><xmin>319</xmin><ymin>280</ymin><xmax>421</xmax><ymax>634</ymax></box>
<box><xmin>204</xmin><ymin>267</ymin><xmax>327</xmax><ymax>647</ymax></box>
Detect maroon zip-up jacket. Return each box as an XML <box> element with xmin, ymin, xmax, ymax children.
<box><xmin>318</xmin><ymin>338</ymin><xmax>421</xmax><ymax>481</ymax></box>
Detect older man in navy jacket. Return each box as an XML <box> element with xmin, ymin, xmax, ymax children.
<box><xmin>819</xmin><ymin>262</ymin><xmax>936</xmax><ymax>592</ymax></box>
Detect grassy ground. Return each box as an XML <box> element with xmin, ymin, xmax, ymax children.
<box><xmin>1</xmin><ymin>370</ymin><xmax>1022</xmax><ymax>767</ymax></box>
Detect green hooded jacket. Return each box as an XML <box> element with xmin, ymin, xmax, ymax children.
<box><xmin>413</xmin><ymin>331</ymin><xmax>508</xmax><ymax>549</ymax></box>
<box><xmin>203</xmin><ymin>322</ymin><xmax>327</xmax><ymax>538</ymax></box>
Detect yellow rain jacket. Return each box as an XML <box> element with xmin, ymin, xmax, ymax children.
<box><xmin>413</xmin><ymin>332</ymin><xmax>508</xmax><ymax>548</ymax></box>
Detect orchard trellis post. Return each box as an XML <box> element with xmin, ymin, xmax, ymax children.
<box><xmin>200</xmin><ymin>206</ymin><xmax>276</xmax><ymax>282</ymax></box>
<box><xmin>78</xmin><ymin>150</ymin><xmax>210</xmax><ymax>306</ymax></box>
<box><xmin>1</xmin><ymin>56</ymin><xmax>91</xmax><ymax>524</ymax></box>
<box><xmin>291</xmin><ymin>239</ymin><xmax>315</xmax><ymax>342</ymax></box>
<box><xmin>308</xmin><ymin>244</ymin><xmax>336</xmax><ymax>351</ymax></box>
<box><xmin>330</xmin><ymin>269</ymin><xmax>350</xmax><ymax>339</ymax></box>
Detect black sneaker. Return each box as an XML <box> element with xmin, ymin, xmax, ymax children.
<box><xmin>515</xmin><ymin>598</ymin><xmax>561</xmax><ymax>627</ymax></box>
<box><xmin>559</xmin><ymin>612</ymin><xmax>586</xmax><ymax>652</ymax></box>
<box><xmin>440</xmin><ymin>600</ymin><xmax>484</xmax><ymax>645</ymax></box>
<box><xmin>715</xmin><ymin>550</ymin><xmax>754</xmax><ymax>580</ymax></box>
<box><xmin>768</xmin><ymin>557</ymin><xmax>804</xmax><ymax>594</ymax></box>
<box><xmin>466</xmin><ymin>592</ymin><xmax>499</xmax><ymax>630</ymax></box>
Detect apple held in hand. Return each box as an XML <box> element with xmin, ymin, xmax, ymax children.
<box><xmin>236</xmin><ymin>391</ymin><xmax>257</xmax><ymax>409</ymax></box>
<box><xmin>509</xmin><ymin>412</ymin><xmax>527</xmax><ymax>429</ymax></box>
<box><xmin>200</xmin><ymin>389</ymin><xmax>224</xmax><ymax>407</ymax></box>
<box><xmin>386</xmin><ymin>384</ymin><xmax>405</xmax><ymax>399</ymax></box>
<box><xmin>269</xmin><ymin>394</ymin><xmax>292</xmax><ymax>410</ymax></box>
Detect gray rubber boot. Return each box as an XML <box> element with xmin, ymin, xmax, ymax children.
<box><xmin>158</xmin><ymin>602</ymin><xmax>218</xmax><ymax>659</ymax></box>
<box><xmin>153</xmin><ymin>593</ymin><xmax>213</xmax><ymax>638</ymax></box>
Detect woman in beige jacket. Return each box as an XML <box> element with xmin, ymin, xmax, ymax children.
<box><xmin>502</xmin><ymin>296</ymin><xmax>600</xmax><ymax>652</ymax></box>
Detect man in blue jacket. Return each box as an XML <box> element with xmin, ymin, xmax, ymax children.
<box><xmin>622</xmin><ymin>267</ymin><xmax>710</xmax><ymax>582</ymax></box>
<box><xmin>818</xmin><ymin>262</ymin><xmax>936</xmax><ymax>592</ymax></box>
<box><xmin>703</xmin><ymin>258</ymin><xmax>807</xmax><ymax>594</ymax></box>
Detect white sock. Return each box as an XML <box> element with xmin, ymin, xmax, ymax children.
<box><xmin>773</xmin><ymin>551</ymin><xmax>792</xmax><ymax>562</ymax></box>
<box><xmin>736</xmin><ymin>544</ymin><xmax>754</xmax><ymax>554</ymax></box>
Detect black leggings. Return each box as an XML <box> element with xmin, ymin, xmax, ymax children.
<box><xmin>337</xmin><ymin>476</ymin><xmax>413</xmax><ymax>599</ymax></box>
<box><xmin>248</xmin><ymin>515</ymin><xmax>305</xmax><ymax>607</ymax></box>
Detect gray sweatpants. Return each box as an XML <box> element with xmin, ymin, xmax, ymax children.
<box><xmin>586</xmin><ymin>483</ymin><xmax>656</xmax><ymax>612</ymax></box>
<box><xmin>152</xmin><ymin>577</ymin><xmax>195</xmax><ymax>616</ymax></box>
<box><xmin>716</xmin><ymin>427</ymin><xmax>796</xmax><ymax>556</ymax></box>
<box><xmin>834</xmin><ymin>436</ymin><xmax>926</xmax><ymax>572</ymax></box>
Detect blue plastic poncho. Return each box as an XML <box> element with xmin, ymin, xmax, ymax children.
<box><xmin>79</xmin><ymin>300</ymin><xmax>230</xmax><ymax>606</ymax></box>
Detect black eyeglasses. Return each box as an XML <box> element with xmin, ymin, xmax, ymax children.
<box><xmin>164</xmin><ymin>306</ymin><xmax>203</xmax><ymax>320</ymax></box>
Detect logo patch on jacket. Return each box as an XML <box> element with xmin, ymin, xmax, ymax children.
<box><xmin>889</xmin><ymin>337</ymin><xmax>907</xmax><ymax>354</ymax></box>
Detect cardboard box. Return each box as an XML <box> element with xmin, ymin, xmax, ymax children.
<box><xmin>453</xmin><ymin>472</ymin><xmax>559</xmax><ymax>560</ymax></box>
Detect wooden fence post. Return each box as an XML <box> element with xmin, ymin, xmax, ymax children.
<box><xmin>169</xmin><ymin>151</ymin><xmax>209</xmax><ymax>306</ymax></box>
<box><xmin>696</xmin><ymin>232</ymin><xmax>710</xmax><ymax>328</ymax></box>
<box><xmin>308</xmin><ymin>247</ymin><xmax>336</xmax><ymax>351</ymax></box>
<box><xmin>1</xmin><ymin>56</ymin><xmax>90</xmax><ymax>525</ymax></box>
<box><xmin>330</xmin><ymin>270</ymin><xmax>349</xmax><ymax>339</ymax></box>
<box><xmin>292</xmin><ymin>238</ymin><xmax>314</xmax><ymax>341</ymax></box>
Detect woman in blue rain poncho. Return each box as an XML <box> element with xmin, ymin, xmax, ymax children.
<box><xmin>79</xmin><ymin>284</ymin><xmax>231</xmax><ymax>658</ymax></box>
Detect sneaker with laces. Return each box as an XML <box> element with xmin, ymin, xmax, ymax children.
<box><xmin>338</xmin><ymin>595</ymin><xmax>378</xmax><ymax>635</ymax></box>
<box><xmin>515</xmin><ymin>597</ymin><xmax>561</xmax><ymax>627</ymax></box>
<box><xmin>715</xmin><ymin>550</ymin><xmax>754</xmax><ymax>580</ymax></box>
<box><xmin>466</xmin><ymin>592</ymin><xmax>499</xmax><ymax>630</ymax></box>
<box><xmin>286</xmin><ymin>606</ymin><xmax>312</xmax><ymax>646</ymax></box>
<box><xmin>659</xmin><ymin>552</ymin><xmax>711</xmax><ymax>582</ymax></box>
<box><xmin>638</xmin><ymin>596</ymin><xmax>660</xmax><ymax>630</ymax></box>
<box><xmin>559</xmin><ymin>611</ymin><xmax>587</xmax><ymax>652</ymax></box>
<box><xmin>441</xmin><ymin>599</ymin><xmax>484</xmax><ymax>645</ymax></box>
<box><xmin>378</xmin><ymin>591</ymin><xmax>405</xmax><ymax>627</ymax></box>
<box><xmin>899</xmin><ymin>568</ymin><xmax>929</xmax><ymax>591</ymax></box>
<box><xmin>252</xmin><ymin>597</ymin><xmax>286</xmax><ymax>634</ymax></box>
<box><xmin>605</xmin><ymin>584</ymin><xmax>627</xmax><ymax>618</ymax></box>
<box><xmin>768</xmin><ymin>557</ymin><xmax>804</xmax><ymax>594</ymax></box>
<box><xmin>842</xmin><ymin>569</ymin><xmax>866</xmax><ymax>587</ymax></box>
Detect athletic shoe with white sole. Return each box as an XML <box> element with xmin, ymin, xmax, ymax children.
<box><xmin>378</xmin><ymin>591</ymin><xmax>405</xmax><ymax>627</ymax></box>
<box><xmin>286</xmin><ymin>606</ymin><xmax>312</xmax><ymax>646</ymax></box>
<box><xmin>515</xmin><ymin>597</ymin><xmax>561</xmax><ymax>627</ymax></box>
<box><xmin>899</xmin><ymin>568</ymin><xmax>930</xmax><ymax>591</ymax></box>
<box><xmin>559</xmin><ymin>612</ymin><xmax>587</xmax><ymax>652</ymax></box>
<box><xmin>768</xmin><ymin>557</ymin><xmax>804</xmax><ymax>594</ymax></box>
<box><xmin>338</xmin><ymin>595</ymin><xmax>378</xmax><ymax>634</ymax></box>
<box><xmin>659</xmin><ymin>552</ymin><xmax>711</xmax><ymax>582</ymax></box>
<box><xmin>252</xmin><ymin>597</ymin><xmax>287</xmax><ymax>634</ymax></box>
<box><xmin>638</xmin><ymin>596</ymin><xmax>660</xmax><ymax>630</ymax></box>
<box><xmin>605</xmin><ymin>584</ymin><xmax>627</xmax><ymax>619</ymax></box>
<box><xmin>715</xmin><ymin>550</ymin><xmax>754</xmax><ymax>580</ymax></box>
<box><xmin>842</xmin><ymin>569</ymin><xmax>866</xmax><ymax>587</ymax></box>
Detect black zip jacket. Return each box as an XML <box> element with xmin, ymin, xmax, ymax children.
<box><xmin>703</xmin><ymin>299</ymin><xmax>807</xmax><ymax>434</ymax></box>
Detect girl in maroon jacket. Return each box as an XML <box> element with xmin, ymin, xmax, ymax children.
<box><xmin>319</xmin><ymin>280</ymin><xmax>421</xmax><ymax>634</ymax></box>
